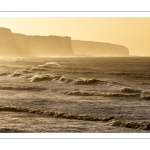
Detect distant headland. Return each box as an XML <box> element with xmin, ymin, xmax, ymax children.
<box><xmin>0</xmin><ymin>27</ymin><xmax>129</xmax><ymax>57</ymax></box>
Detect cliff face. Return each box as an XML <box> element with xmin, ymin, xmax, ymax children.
<box><xmin>0</xmin><ymin>27</ymin><xmax>74</xmax><ymax>57</ymax></box>
<box><xmin>13</xmin><ymin>34</ymin><xmax>74</xmax><ymax>56</ymax></box>
<box><xmin>0</xmin><ymin>27</ymin><xmax>129</xmax><ymax>57</ymax></box>
<box><xmin>0</xmin><ymin>28</ymin><xmax>20</xmax><ymax>56</ymax></box>
<box><xmin>72</xmin><ymin>40</ymin><xmax>129</xmax><ymax>56</ymax></box>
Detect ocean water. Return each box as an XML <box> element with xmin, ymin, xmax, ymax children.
<box><xmin>0</xmin><ymin>56</ymin><xmax>150</xmax><ymax>133</ymax></box>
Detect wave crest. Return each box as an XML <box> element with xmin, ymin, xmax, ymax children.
<box><xmin>37</xmin><ymin>62</ymin><xmax>60</xmax><ymax>68</ymax></box>
<box><xmin>140</xmin><ymin>94</ymin><xmax>150</xmax><ymax>100</ymax></box>
<box><xmin>59</xmin><ymin>76</ymin><xmax>73</xmax><ymax>83</ymax></box>
<box><xmin>63</xmin><ymin>90</ymin><xmax>140</xmax><ymax>97</ymax></box>
<box><xmin>30</xmin><ymin>74</ymin><xmax>61</xmax><ymax>82</ymax></box>
<box><xmin>121</xmin><ymin>87</ymin><xmax>141</xmax><ymax>93</ymax></box>
<box><xmin>0</xmin><ymin>105</ymin><xmax>150</xmax><ymax>130</ymax></box>
<box><xmin>9</xmin><ymin>70</ymin><xmax>31</xmax><ymax>77</ymax></box>
<box><xmin>110</xmin><ymin>119</ymin><xmax>150</xmax><ymax>130</ymax></box>
<box><xmin>72</xmin><ymin>78</ymin><xmax>100</xmax><ymax>85</ymax></box>
<box><xmin>0</xmin><ymin>85</ymin><xmax>44</xmax><ymax>90</ymax></box>
<box><xmin>141</xmin><ymin>91</ymin><xmax>150</xmax><ymax>94</ymax></box>
<box><xmin>30</xmin><ymin>67</ymin><xmax>48</xmax><ymax>71</ymax></box>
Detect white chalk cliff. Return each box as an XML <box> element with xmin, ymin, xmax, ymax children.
<box><xmin>0</xmin><ymin>27</ymin><xmax>129</xmax><ymax>57</ymax></box>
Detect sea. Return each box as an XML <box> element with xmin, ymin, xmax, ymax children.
<box><xmin>0</xmin><ymin>56</ymin><xmax>150</xmax><ymax>133</ymax></box>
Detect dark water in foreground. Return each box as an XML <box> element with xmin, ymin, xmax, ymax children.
<box><xmin>0</xmin><ymin>57</ymin><xmax>150</xmax><ymax>133</ymax></box>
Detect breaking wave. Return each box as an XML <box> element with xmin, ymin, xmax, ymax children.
<box><xmin>72</xmin><ymin>78</ymin><xmax>123</xmax><ymax>86</ymax></box>
<box><xmin>30</xmin><ymin>74</ymin><xmax>61</xmax><ymax>82</ymax></box>
<box><xmin>9</xmin><ymin>70</ymin><xmax>32</xmax><ymax>77</ymax></box>
<box><xmin>121</xmin><ymin>87</ymin><xmax>141</xmax><ymax>93</ymax></box>
<box><xmin>62</xmin><ymin>90</ymin><xmax>140</xmax><ymax>97</ymax></box>
<box><xmin>29</xmin><ymin>74</ymin><xmax>124</xmax><ymax>87</ymax></box>
<box><xmin>19</xmin><ymin>75</ymin><xmax>33</xmax><ymax>79</ymax></box>
<box><xmin>110</xmin><ymin>119</ymin><xmax>150</xmax><ymax>130</ymax></box>
<box><xmin>30</xmin><ymin>67</ymin><xmax>48</xmax><ymax>71</ymax></box>
<box><xmin>44</xmin><ymin>62</ymin><xmax>60</xmax><ymax>66</ymax></box>
<box><xmin>72</xmin><ymin>78</ymin><xmax>100</xmax><ymax>85</ymax></box>
<box><xmin>29</xmin><ymin>62</ymin><xmax>60</xmax><ymax>72</ymax></box>
<box><xmin>63</xmin><ymin>89</ymin><xmax>150</xmax><ymax>100</ymax></box>
<box><xmin>120</xmin><ymin>87</ymin><xmax>150</xmax><ymax>100</ymax></box>
<box><xmin>0</xmin><ymin>105</ymin><xmax>150</xmax><ymax>130</ymax></box>
<box><xmin>0</xmin><ymin>85</ymin><xmax>45</xmax><ymax>91</ymax></box>
<box><xmin>0</xmin><ymin>105</ymin><xmax>114</xmax><ymax>122</ymax></box>
<box><xmin>59</xmin><ymin>76</ymin><xmax>73</xmax><ymax>83</ymax></box>
<box><xmin>64</xmin><ymin>71</ymin><xmax>94</xmax><ymax>74</ymax></box>
<box><xmin>140</xmin><ymin>94</ymin><xmax>150</xmax><ymax>100</ymax></box>
<box><xmin>141</xmin><ymin>91</ymin><xmax>150</xmax><ymax>94</ymax></box>
<box><xmin>35</xmin><ymin>62</ymin><xmax>60</xmax><ymax>69</ymax></box>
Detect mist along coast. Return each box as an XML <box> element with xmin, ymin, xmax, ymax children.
<box><xmin>1</xmin><ymin>27</ymin><xmax>150</xmax><ymax>133</ymax></box>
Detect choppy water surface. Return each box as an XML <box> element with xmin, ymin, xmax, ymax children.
<box><xmin>0</xmin><ymin>57</ymin><xmax>150</xmax><ymax>133</ymax></box>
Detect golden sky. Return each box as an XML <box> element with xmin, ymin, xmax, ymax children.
<box><xmin>0</xmin><ymin>17</ymin><xmax>150</xmax><ymax>56</ymax></box>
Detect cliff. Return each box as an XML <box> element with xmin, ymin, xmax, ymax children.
<box><xmin>72</xmin><ymin>40</ymin><xmax>129</xmax><ymax>56</ymax></box>
<box><xmin>0</xmin><ymin>27</ymin><xmax>129</xmax><ymax>57</ymax></box>
<box><xmin>0</xmin><ymin>27</ymin><xmax>74</xmax><ymax>57</ymax></box>
<box><xmin>0</xmin><ymin>28</ymin><xmax>20</xmax><ymax>56</ymax></box>
<box><xmin>13</xmin><ymin>34</ymin><xmax>74</xmax><ymax>57</ymax></box>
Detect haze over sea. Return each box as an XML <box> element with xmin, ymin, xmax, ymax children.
<box><xmin>0</xmin><ymin>56</ymin><xmax>150</xmax><ymax>132</ymax></box>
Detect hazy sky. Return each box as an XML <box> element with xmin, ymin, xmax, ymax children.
<box><xmin>0</xmin><ymin>17</ymin><xmax>150</xmax><ymax>56</ymax></box>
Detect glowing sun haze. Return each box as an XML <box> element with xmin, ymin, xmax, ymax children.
<box><xmin>0</xmin><ymin>17</ymin><xmax>150</xmax><ymax>56</ymax></box>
